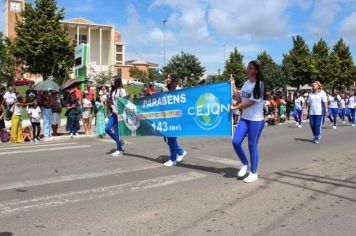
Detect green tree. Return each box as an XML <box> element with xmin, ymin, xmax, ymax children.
<box><xmin>311</xmin><ymin>38</ymin><xmax>330</xmax><ymax>85</ymax></box>
<box><xmin>0</xmin><ymin>33</ymin><xmax>17</xmax><ymax>85</ymax></box>
<box><xmin>257</xmin><ymin>51</ymin><xmax>285</xmax><ymax>91</ymax></box>
<box><xmin>223</xmin><ymin>48</ymin><xmax>246</xmax><ymax>87</ymax></box>
<box><xmin>327</xmin><ymin>52</ymin><xmax>342</xmax><ymax>89</ymax></box>
<box><xmin>91</xmin><ymin>71</ymin><xmax>113</xmax><ymax>85</ymax></box>
<box><xmin>162</xmin><ymin>51</ymin><xmax>205</xmax><ymax>87</ymax></box>
<box><xmin>13</xmin><ymin>0</ymin><xmax>75</xmax><ymax>81</ymax></box>
<box><xmin>148</xmin><ymin>68</ymin><xmax>162</xmax><ymax>83</ymax></box>
<box><xmin>282</xmin><ymin>35</ymin><xmax>313</xmax><ymax>89</ymax></box>
<box><xmin>129</xmin><ymin>67</ymin><xmax>148</xmax><ymax>81</ymax></box>
<box><xmin>331</xmin><ymin>38</ymin><xmax>355</xmax><ymax>88</ymax></box>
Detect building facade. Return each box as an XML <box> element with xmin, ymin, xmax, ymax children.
<box><xmin>4</xmin><ymin>0</ymin><xmax>158</xmax><ymax>84</ymax></box>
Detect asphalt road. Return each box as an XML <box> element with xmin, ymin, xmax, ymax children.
<box><xmin>0</xmin><ymin>122</ymin><xmax>356</xmax><ymax>236</ymax></box>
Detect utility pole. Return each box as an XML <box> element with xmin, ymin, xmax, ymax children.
<box><xmin>163</xmin><ymin>19</ymin><xmax>168</xmax><ymax>67</ymax></box>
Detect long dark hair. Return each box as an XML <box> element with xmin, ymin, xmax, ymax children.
<box><xmin>167</xmin><ymin>73</ymin><xmax>179</xmax><ymax>91</ymax></box>
<box><xmin>110</xmin><ymin>77</ymin><xmax>123</xmax><ymax>101</ymax></box>
<box><xmin>249</xmin><ymin>60</ymin><xmax>266</xmax><ymax>100</ymax></box>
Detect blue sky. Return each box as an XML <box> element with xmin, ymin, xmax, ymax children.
<box><xmin>1</xmin><ymin>0</ymin><xmax>356</xmax><ymax>74</ymax></box>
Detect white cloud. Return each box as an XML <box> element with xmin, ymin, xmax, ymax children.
<box><xmin>150</xmin><ymin>0</ymin><xmax>209</xmax><ymax>39</ymax></box>
<box><xmin>149</xmin><ymin>27</ymin><xmax>174</xmax><ymax>42</ymax></box>
<box><xmin>207</xmin><ymin>0</ymin><xmax>290</xmax><ymax>39</ymax></box>
<box><xmin>340</xmin><ymin>11</ymin><xmax>356</xmax><ymax>45</ymax></box>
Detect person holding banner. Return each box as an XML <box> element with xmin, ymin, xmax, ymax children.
<box><xmin>230</xmin><ymin>61</ymin><xmax>266</xmax><ymax>183</ymax></box>
<box><xmin>162</xmin><ymin>73</ymin><xmax>187</xmax><ymax>167</ymax></box>
<box><xmin>105</xmin><ymin>78</ymin><xmax>126</xmax><ymax>157</ymax></box>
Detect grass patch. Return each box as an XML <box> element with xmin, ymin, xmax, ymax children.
<box><xmin>124</xmin><ymin>85</ymin><xmax>143</xmax><ymax>96</ymax></box>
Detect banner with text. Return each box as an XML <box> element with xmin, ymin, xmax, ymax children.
<box><xmin>117</xmin><ymin>82</ymin><xmax>232</xmax><ymax>137</ymax></box>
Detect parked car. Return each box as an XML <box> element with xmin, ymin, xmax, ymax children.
<box><xmin>127</xmin><ymin>79</ymin><xmax>144</xmax><ymax>86</ymax></box>
<box><xmin>154</xmin><ymin>81</ymin><xmax>165</xmax><ymax>88</ymax></box>
<box><xmin>14</xmin><ymin>78</ymin><xmax>35</xmax><ymax>86</ymax></box>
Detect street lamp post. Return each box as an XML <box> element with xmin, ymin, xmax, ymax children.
<box><xmin>163</xmin><ymin>19</ymin><xmax>168</xmax><ymax>67</ymax></box>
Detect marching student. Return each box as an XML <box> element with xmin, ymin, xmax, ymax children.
<box><xmin>320</xmin><ymin>89</ymin><xmax>328</xmax><ymax>125</ymax></box>
<box><xmin>338</xmin><ymin>93</ymin><xmax>347</xmax><ymax>124</ymax></box>
<box><xmin>307</xmin><ymin>81</ymin><xmax>328</xmax><ymax>144</ymax></box>
<box><xmin>328</xmin><ymin>90</ymin><xmax>341</xmax><ymax>129</ymax></box>
<box><xmin>105</xmin><ymin>77</ymin><xmax>126</xmax><ymax>157</ymax></box>
<box><xmin>346</xmin><ymin>91</ymin><xmax>356</xmax><ymax>127</ymax></box>
<box><xmin>293</xmin><ymin>92</ymin><xmax>304</xmax><ymax>128</ymax></box>
<box><xmin>162</xmin><ymin>73</ymin><xmax>187</xmax><ymax>167</ymax></box>
<box><xmin>231</xmin><ymin>60</ymin><xmax>266</xmax><ymax>183</ymax></box>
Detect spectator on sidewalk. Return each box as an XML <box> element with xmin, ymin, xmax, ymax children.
<box><xmin>95</xmin><ymin>95</ymin><xmax>106</xmax><ymax>138</ymax></box>
<box><xmin>3</xmin><ymin>86</ymin><xmax>17</xmax><ymax>121</ymax></box>
<box><xmin>10</xmin><ymin>95</ymin><xmax>29</xmax><ymax>143</ymax></box>
<box><xmin>65</xmin><ymin>92</ymin><xmax>81</xmax><ymax>138</ymax></box>
<box><xmin>0</xmin><ymin>102</ymin><xmax>5</xmax><ymax>144</ymax></box>
<box><xmin>52</xmin><ymin>92</ymin><xmax>62</xmax><ymax>136</ymax></box>
<box><xmin>145</xmin><ymin>83</ymin><xmax>157</xmax><ymax>96</ymax></box>
<box><xmin>82</xmin><ymin>92</ymin><xmax>92</xmax><ymax>135</ymax></box>
<box><xmin>41</xmin><ymin>92</ymin><xmax>53</xmax><ymax>140</ymax></box>
<box><xmin>25</xmin><ymin>82</ymin><xmax>38</xmax><ymax>104</ymax></box>
<box><xmin>28</xmin><ymin>101</ymin><xmax>41</xmax><ymax>143</ymax></box>
<box><xmin>72</xmin><ymin>86</ymin><xmax>83</xmax><ymax>103</ymax></box>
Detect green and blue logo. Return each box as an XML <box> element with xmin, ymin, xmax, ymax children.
<box><xmin>188</xmin><ymin>93</ymin><xmax>229</xmax><ymax>130</ymax></box>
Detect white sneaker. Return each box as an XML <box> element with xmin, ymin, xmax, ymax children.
<box><xmin>163</xmin><ymin>160</ymin><xmax>177</xmax><ymax>167</ymax></box>
<box><xmin>237</xmin><ymin>165</ymin><xmax>248</xmax><ymax>177</ymax></box>
<box><xmin>70</xmin><ymin>133</ymin><xmax>73</xmax><ymax>139</ymax></box>
<box><xmin>332</xmin><ymin>126</ymin><xmax>337</xmax><ymax>129</ymax></box>
<box><xmin>75</xmin><ymin>133</ymin><xmax>80</xmax><ymax>138</ymax></box>
<box><xmin>342</xmin><ymin>121</ymin><xmax>346</xmax><ymax>124</ymax></box>
<box><xmin>352</xmin><ymin>124</ymin><xmax>355</xmax><ymax>127</ymax></box>
<box><xmin>295</xmin><ymin>123</ymin><xmax>299</xmax><ymax>126</ymax></box>
<box><xmin>298</xmin><ymin>125</ymin><xmax>302</xmax><ymax>128</ymax></box>
<box><xmin>176</xmin><ymin>151</ymin><xmax>187</xmax><ymax>163</ymax></box>
<box><xmin>243</xmin><ymin>173</ymin><xmax>258</xmax><ymax>183</ymax></box>
<box><xmin>111</xmin><ymin>151</ymin><xmax>123</xmax><ymax>157</ymax></box>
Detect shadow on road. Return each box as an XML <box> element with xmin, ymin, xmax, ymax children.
<box><xmin>262</xmin><ymin>172</ymin><xmax>356</xmax><ymax>203</ymax></box>
<box><xmin>0</xmin><ymin>233</ymin><xmax>13</xmax><ymax>236</ymax></box>
<box><xmin>294</xmin><ymin>138</ymin><xmax>314</xmax><ymax>143</ymax></box>
<box><xmin>124</xmin><ymin>152</ymin><xmax>237</xmax><ymax>178</ymax></box>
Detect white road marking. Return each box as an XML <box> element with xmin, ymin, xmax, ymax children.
<box><xmin>194</xmin><ymin>155</ymin><xmax>241</xmax><ymax>166</ymax></box>
<box><xmin>0</xmin><ymin>142</ymin><xmax>77</xmax><ymax>151</ymax></box>
<box><xmin>98</xmin><ymin>139</ymin><xmax>135</xmax><ymax>145</ymax></box>
<box><xmin>0</xmin><ymin>172</ymin><xmax>206</xmax><ymax>217</ymax></box>
<box><xmin>0</xmin><ymin>163</ymin><xmax>162</xmax><ymax>191</ymax></box>
<box><xmin>0</xmin><ymin>145</ymin><xmax>91</xmax><ymax>156</ymax></box>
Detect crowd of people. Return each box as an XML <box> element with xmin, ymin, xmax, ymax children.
<box><xmin>1</xmin><ymin>63</ymin><xmax>356</xmax><ymax>183</ymax></box>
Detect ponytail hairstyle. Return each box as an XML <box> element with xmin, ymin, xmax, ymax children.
<box><xmin>248</xmin><ymin>60</ymin><xmax>266</xmax><ymax>100</ymax></box>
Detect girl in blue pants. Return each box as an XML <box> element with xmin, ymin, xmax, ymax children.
<box><xmin>292</xmin><ymin>92</ymin><xmax>304</xmax><ymax>127</ymax></box>
<box><xmin>105</xmin><ymin>78</ymin><xmax>126</xmax><ymax>157</ymax></box>
<box><xmin>231</xmin><ymin>60</ymin><xmax>266</xmax><ymax>183</ymax></box>
<box><xmin>307</xmin><ymin>81</ymin><xmax>328</xmax><ymax>144</ymax></box>
<box><xmin>347</xmin><ymin>91</ymin><xmax>356</xmax><ymax>127</ymax></box>
<box><xmin>162</xmin><ymin>74</ymin><xmax>187</xmax><ymax>167</ymax></box>
<box><xmin>328</xmin><ymin>92</ymin><xmax>341</xmax><ymax>129</ymax></box>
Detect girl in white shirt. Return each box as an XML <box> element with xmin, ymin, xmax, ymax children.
<box><xmin>105</xmin><ymin>78</ymin><xmax>127</xmax><ymax>157</ymax></box>
<box><xmin>338</xmin><ymin>93</ymin><xmax>347</xmax><ymax>124</ymax></box>
<box><xmin>231</xmin><ymin>61</ymin><xmax>266</xmax><ymax>183</ymax></box>
<box><xmin>307</xmin><ymin>81</ymin><xmax>328</xmax><ymax>144</ymax></box>
<box><xmin>328</xmin><ymin>91</ymin><xmax>341</xmax><ymax>129</ymax></box>
<box><xmin>346</xmin><ymin>91</ymin><xmax>356</xmax><ymax>127</ymax></box>
<box><xmin>293</xmin><ymin>92</ymin><xmax>304</xmax><ymax>128</ymax></box>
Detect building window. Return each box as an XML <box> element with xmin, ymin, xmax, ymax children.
<box><xmin>75</xmin><ymin>34</ymin><xmax>88</xmax><ymax>45</ymax></box>
<box><xmin>116</xmin><ymin>54</ymin><xmax>123</xmax><ymax>62</ymax></box>
<box><xmin>116</xmin><ymin>45</ymin><xmax>123</xmax><ymax>53</ymax></box>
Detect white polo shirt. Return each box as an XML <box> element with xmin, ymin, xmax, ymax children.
<box><xmin>307</xmin><ymin>91</ymin><xmax>328</xmax><ymax>115</ymax></box>
<box><xmin>348</xmin><ymin>96</ymin><xmax>356</xmax><ymax>109</ymax></box>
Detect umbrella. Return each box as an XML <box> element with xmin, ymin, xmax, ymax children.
<box><xmin>34</xmin><ymin>79</ymin><xmax>60</xmax><ymax>92</ymax></box>
<box><xmin>61</xmin><ymin>79</ymin><xmax>85</xmax><ymax>91</ymax></box>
